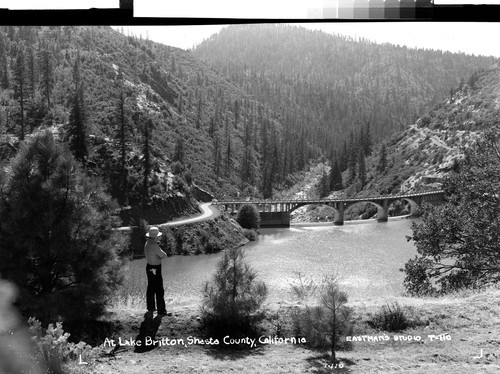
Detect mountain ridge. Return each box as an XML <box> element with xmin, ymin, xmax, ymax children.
<box><xmin>194</xmin><ymin>24</ymin><xmax>498</xmax><ymax>156</ymax></box>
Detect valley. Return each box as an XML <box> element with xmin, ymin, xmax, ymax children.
<box><xmin>1</xmin><ymin>24</ymin><xmax>500</xmax><ymax>374</ymax></box>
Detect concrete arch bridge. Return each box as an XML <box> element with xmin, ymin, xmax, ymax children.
<box><xmin>213</xmin><ymin>190</ymin><xmax>445</xmax><ymax>227</ymax></box>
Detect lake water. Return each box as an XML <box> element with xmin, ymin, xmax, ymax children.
<box><xmin>128</xmin><ymin>217</ymin><xmax>419</xmax><ymax>305</ymax></box>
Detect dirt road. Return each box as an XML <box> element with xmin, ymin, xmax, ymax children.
<box><xmin>116</xmin><ymin>203</ymin><xmax>220</xmax><ymax>231</ymax></box>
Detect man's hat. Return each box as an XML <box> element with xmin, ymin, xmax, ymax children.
<box><xmin>146</xmin><ymin>227</ymin><xmax>162</xmax><ymax>238</ymax></box>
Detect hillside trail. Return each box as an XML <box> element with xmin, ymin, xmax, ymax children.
<box><xmin>409</xmin><ymin>124</ymin><xmax>452</xmax><ymax>151</ymax></box>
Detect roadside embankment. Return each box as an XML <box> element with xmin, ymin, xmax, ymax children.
<box><xmin>123</xmin><ymin>211</ymin><xmax>248</xmax><ymax>258</ymax></box>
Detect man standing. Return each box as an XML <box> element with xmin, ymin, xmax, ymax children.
<box><xmin>144</xmin><ymin>227</ymin><xmax>167</xmax><ymax>316</ymax></box>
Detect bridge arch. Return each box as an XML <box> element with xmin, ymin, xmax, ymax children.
<box><xmin>400</xmin><ymin>198</ymin><xmax>420</xmax><ymax>216</ymax></box>
<box><xmin>288</xmin><ymin>202</ymin><xmax>345</xmax><ymax>225</ymax></box>
<box><xmin>344</xmin><ymin>200</ymin><xmax>388</xmax><ymax>222</ymax></box>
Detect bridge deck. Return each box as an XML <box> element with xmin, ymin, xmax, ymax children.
<box><xmin>213</xmin><ymin>190</ymin><xmax>444</xmax><ymax>205</ymax></box>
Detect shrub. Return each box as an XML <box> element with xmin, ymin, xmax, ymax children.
<box><xmin>172</xmin><ymin>175</ymin><xmax>189</xmax><ymax>193</ymax></box>
<box><xmin>174</xmin><ymin>226</ymin><xmax>186</xmax><ymax>254</ymax></box>
<box><xmin>289</xmin><ymin>272</ymin><xmax>318</xmax><ymax>302</ymax></box>
<box><xmin>242</xmin><ymin>228</ymin><xmax>258</xmax><ymax>241</ymax></box>
<box><xmin>184</xmin><ymin>170</ymin><xmax>193</xmax><ymax>185</ymax></box>
<box><xmin>236</xmin><ymin>203</ymin><xmax>260</xmax><ymax>229</ymax></box>
<box><xmin>205</xmin><ymin>237</ymin><xmax>223</xmax><ymax>254</ymax></box>
<box><xmin>367</xmin><ymin>302</ymin><xmax>411</xmax><ymax>332</ymax></box>
<box><xmin>159</xmin><ymin>225</ymin><xmax>177</xmax><ymax>256</ymax></box>
<box><xmin>201</xmin><ymin>247</ymin><xmax>267</xmax><ymax>339</ymax></box>
<box><xmin>269</xmin><ymin>305</ymin><xmax>290</xmax><ymax>338</ymax></box>
<box><xmin>170</xmin><ymin>161</ymin><xmax>184</xmax><ymax>175</ymax></box>
<box><xmin>28</xmin><ymin>318</ymin><xmax>102</xmax><ymax>373</ymax></box>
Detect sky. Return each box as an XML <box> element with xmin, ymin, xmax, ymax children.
<box><xmin>117</xmin><ymin>23</ymin><xmax>500</xmax><ymax>58</ymax></box>
<box><xmin>3</xmin><ymin>1</ymin><xmax>500</xmax><ymax>58</ymax></box>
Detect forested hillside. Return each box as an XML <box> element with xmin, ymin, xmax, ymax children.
<box><xmin>194</xmin><ymin>24</ymin><xmax>498</xmax><ymax>166</ymax></box>
<box><xmin>283</xmin><ymin>65</ymin><xmax>500</xmax><ymax>222</ymax></box>
<box><xmin>1</xmin><ymin>25</ymin><xmax>496</xmax><ymax>211</ymax></box>
<box><xmin>0</xmin><ymin>26</ymin><xmax>315</xmax><ymax>209</ymax></box>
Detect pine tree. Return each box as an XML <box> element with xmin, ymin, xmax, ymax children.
<box><xmin>329</xmin><ymin>159</ymin><xmax>343</xmax><ymax>191</ymax></box>
<box><xmin>362</xmin><ymin>122</ymin><xmax>372</xmax><ymax>156</ymax></box>
<box><xmin>187</xmin><ymin>89</ymin><xmax>193</xmax><ymax>109</ymax></box>
<box><xmin>27</xmin><ymin>48</ymin><xmax>36</xmax><ymax>101</ymax></box>
<box><xmin>208</xmin><ymin>116</ymin><xmax>216</xmax><ymax>138</ymax></box>
<box><xmin>241</xmin><ymin>115</ymin><xmax>252</xmax><ymax>184</ymax></box>
<box><xmin>377</xmin><ymin>143</ymin><xmax>387</xmax><ymax>173</ymax></box>
<box><xmin>174</xmin><ymin>137</ymin><xmax>185</xmax><ymax>164</ymax></box>
<box><xmin>347</xmin><ymin>135</ymin><xmax>357</xmax><ymax>184</ymax></box>
<box><xmin>170</xmin><ymin>54</ymin><xmax>176</xmax><ymax>74</ymax></box>
<box><xmin>291</xmin><ymin>276</ymin><xmax>352</xmax><ymax>363</ymax></box>
<box><xmin>318</xmin><ymin>168</ymin><xmax>330</xmax><ymax>198</ymax></box>
<box><xmin>357</xmin><ymin>148</ymin><xmax>366</xmax><ymax>187</ymax></box>
<box><xmin>269</xmin><ymin>138</ymin><xmax>280</xmax><ymax>195</ymax></box>
<box><xmin>202</xmin><ymin>247</ymin><xmax>267</xmax><ymax>337</ymax></box>
<box><xmin>0</xmin><ymin>30</ymin><xmax>9</xmax><ymax>89</ymax></box>
<box><xmin>262</xmin><ymin>126</ymin><xmax>280</xmax><ymax>198</ymax></box>
<box><xmin>37</xmin><ymin>40</ymin><xmax>54</xmax><ymax>111</ymax></box>
<box><xmin>0</xmin><ymin>131</ymin><xmax>124</xmax><ymax>324</ymax></box>
<box><xmin>196</xmin><ymin>95</ymin><xmax>203</xmax><ymax>129</ymax></box>
<box><xmin>234</xmin><ymin>99</ymin><xmax>240</xmax><ymax>128</ymax></box>
<box><xmin>143</xmin><ymin>115</ymin><xmax>152</xmax><ymax>201</ymax></box>
<box><xmin>260</xmin><ymin>119</ymin><xmax>269</xmax><ymax>191</ymax></box>
<box><xmin>213</xmin><ymin>132</ymin><xmax>221</xmax><ymax>183</ymax></box>
<box><xmin>224</xmin><ymin>113</ymin><xmax>231</xmax><ymax>177</ymax></box>
<box><xmin>340</xmin><ymin>142</ymin><xmax>348</xmax><ymax>172</ymax></box>
<box><xmin>67</xmin><ymin>52</ymin><xmax>87</xmax><ymax>162</ymax></box>
<box><xmin>13</xmin><ymin>45</ymin><xmax>26</xmax><ymax>140</ymax></box>
<box><xmin>177</xmin><ymin>93</ymin><xmax>183</xmax><ymax>114</ymax></box>
<box><xmin>115</xmin><ymin>68</ymin><xmax>130</xmax><ymax>205</ymax></box>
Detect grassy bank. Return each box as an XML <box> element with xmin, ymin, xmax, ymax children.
<box><xmin>90</xmin><ymin>287</ymin><xmax>500</xmax><ymax>374</ymax></box>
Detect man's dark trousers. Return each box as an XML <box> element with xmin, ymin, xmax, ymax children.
<box><xmin>146</xmin><ymin>264</ymin><xmax>166</xmax><ymax>313</ymax></box>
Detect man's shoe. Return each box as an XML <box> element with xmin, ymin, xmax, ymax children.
<box><xmin>158</xmin><ymin>310</ymin><xmax>171</xmax><ymax>317</ymax></box>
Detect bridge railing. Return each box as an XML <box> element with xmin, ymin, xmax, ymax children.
<box><xmin>212</xmin><ymin>190</ymin><xmax>444</xmax><ymax>205</ymax></box>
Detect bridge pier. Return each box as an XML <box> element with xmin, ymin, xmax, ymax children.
<box><xmin>259</xmin><ymin>212</ymin><xmax>290</xmax><ymax>227</ymax></box>
<box><xmin>333</xmin><ymin>202</ymin><xmax>344</xmax><ymax>225</ymax></box>
<box><xmin>377</xmin><ymin>199</ymin><xmax>389</xmax><ymax>222</ymax></box>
